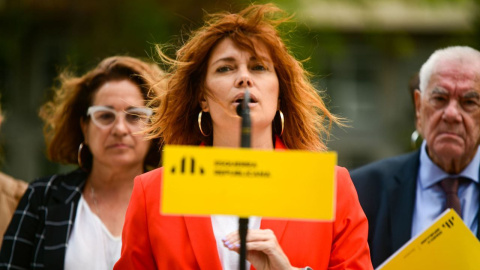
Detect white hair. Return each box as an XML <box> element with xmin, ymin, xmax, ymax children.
<box><xmin>419</xmin><ymin>46</ymin><xmax>480</xmax><ymax>93</ymax></box>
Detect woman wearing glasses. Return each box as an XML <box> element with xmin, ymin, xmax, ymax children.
<box><xmin>0</xmin><ymin>56</ymin><xmax>163</xmax><ymax>269</ymax></box>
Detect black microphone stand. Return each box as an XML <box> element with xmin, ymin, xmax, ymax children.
<box><xmin>237</xmin><ymin>89</ymin><xmax>251</xmax><ymax>270</ymax></box>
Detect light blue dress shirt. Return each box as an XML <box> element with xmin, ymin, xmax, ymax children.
<box><xmin>411</xmin><ymin>141</ymin><xmax>479</xmax><ymax>237</ymax></box>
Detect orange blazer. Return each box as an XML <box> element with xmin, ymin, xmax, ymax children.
<box><xmin>115</xmin><ymin>143</ymin><xmax>372</xmax><ymax>270</ymax></box>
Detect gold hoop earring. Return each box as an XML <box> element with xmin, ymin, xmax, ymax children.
<box><xmin>278</xmin><ymin>110</ymin><xmax>284</xmax><ymax>136</ymax></box>
<box><xmin>78</xmin><ymin>142</ymin><xmax>86</xmax><ymax>171</ymax></box>
<box><xmin>198</xmin><ymin>111</ymin><xmax>211</xmax><ymax>136</ymax></box>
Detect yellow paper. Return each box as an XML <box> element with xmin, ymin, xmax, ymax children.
<box><xmin>161</xmin><ymin>145</ymin><xmax>337</xmax><ymax>220</ymax></box>
<box><xmin>377</xmin><ymin>209</ymin><xmax>480</xmax><ymax>270</ymax></box>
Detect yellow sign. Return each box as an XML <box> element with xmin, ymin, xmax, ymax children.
<box><xmin>377</xmin><ymin>209</ymin><xmax>480</xmax><ymax>270</ymax></box>
<box><xmin>161</xmin><ymin>145</ymin><xmax>337</xmax><ymax>220</ymax></box>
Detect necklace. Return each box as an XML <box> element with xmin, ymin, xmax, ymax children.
<box><xmin>90</xmin><ymin>184</ymin><xmax>101</xmax><ymax>217</ymax></box>
<box><xmin>89</xmin><ymin>183</ymin><xmax>119</xmax><ymax>268</ymax></box>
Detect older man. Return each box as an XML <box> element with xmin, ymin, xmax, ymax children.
<box><xmin>351</xmin><ymin>46</ymin><xmax>480</xmax><ymax>268</ymax></box>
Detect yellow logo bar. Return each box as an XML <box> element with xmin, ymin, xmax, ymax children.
<box><xmin>161</xmin><ymin>145</ymin><xmax>337</xmax><ymax>221</ymax></box>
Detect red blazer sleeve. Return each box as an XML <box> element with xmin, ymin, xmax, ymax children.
<box><xmin>329</xmin><ymin>166</ymin><xmax>373</xmax><ymax>270</ymax></box>
<box><xmin>114</xmin><ymin>174</ymin><xmax>157</xmax><ymax>270</ymax></box>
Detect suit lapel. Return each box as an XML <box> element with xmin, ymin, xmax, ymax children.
<box><xmin>260</xmin><ymin>219</ymin><xmax>288</xmax><ymax>243</ymax></box>
<box><xmin>43</xmin><ymin>170</ymin><xmax>86</xmax><ymax>269</ymax></box>
<box><xmin>388</xmin><ymin>152</ymin><xmax>480</xmax><ymax>242</ymax></box>
<box><xmin>43</xmin><ymin>203</ymin><xmax>77</xmax><ymax>269</ymax></box>
<box><xmin>183</xmin><ymin>217</ymin><xmax>288</xmax><ymax>270</ymax></box>
<box><xmin>477</xmin><ymin>207</ymin><xmax>480</xmax><ymax>239</ymax></box>
<box><xmin>258</xmin><ymin>219</ymin><xmax>288</xmax><ymax>270</ymax></box>
<box><xmin>184</xmin><ymin>216</ymin><xmax>223</xmax><ymax>270</ymax></box>
<box><xmin>390</xmin><ymin>151</ymin><xmax>420</xmax><ymax>251</ymax></box>
<box><xmin>181</xmin><ymin>139</ymin><xmax>286</xmax><ymax>269</ymax></box>
<box><xmin>477</xmin><ymin>169</ymin><xmax>480</xmax><ymax>240</ymax></box>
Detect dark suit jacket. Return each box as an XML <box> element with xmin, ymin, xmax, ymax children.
<box><xmin>351</xmin><ymin>151</ymin><xmax>480</xmax><ymax>268</ymax></box>
<box><xmin>0</xmin><ymin>169</ymin><xmax>86</xmax><ymax>270</ymax></box>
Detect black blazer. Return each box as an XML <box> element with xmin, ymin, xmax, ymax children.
<box><xmin>351</xmin><ymin>151</ymin><xmax>480</xmax><ymax>268</ymax></box>
<box><xmin>0</xmin><ymin>169</ymin><xmax>86</xmax><ymax>270</ymax></box>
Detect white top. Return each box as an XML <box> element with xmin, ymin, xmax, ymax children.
<box><xmin>211</xmin><ymin>215</ymin><xmax>261</xmax><ymax>270</ymax></box>
<box><xmin>64</xmin><ymin>196</ymin><xmax>122</xmax><ymax>270</ymax></box>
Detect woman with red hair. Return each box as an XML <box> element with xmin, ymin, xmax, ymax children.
<box><xmin>115</xmin><ymin>4</ymin><xmax>372</xmax><ymax>269</ymax></box>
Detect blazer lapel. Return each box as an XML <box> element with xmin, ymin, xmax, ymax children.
<box><xmin>389</xmin><ymin>152</ymin><xmax>480</xmax><ymax>242</ymax></box>
<box><xmin>181</xmin><ymin>139</ymin><xmax>287</xmax><ymax>269</ymax></box>
<box><xmin>43</xmin><ymin>203</ymin><xmax>77</xmax><ymax>269</ymax></box>
<box><xmin>43</xmin><ymin>170</ymin><xmax>86</xmax><ymax>269</ymax></box>
<box><xmin>260</xmin><ymin>219</ymin><xmax>288</xmax><ymax>241</ymax></box>
<box><xmin>257</xmin><ymin>219</ymin><xmax>288</xmax><ymax>270</ymax></box>
<box><xmin>389</xmin><ymin>151</ymin><xmax>420</xmax><ymax>251</ymax></box>
<box><xmin>184</xmin><ymin>216</ymin><xmax>223</xmax><ymax>270</ymax></box>
<box><xmin>477</xmin><ymin>169</ymin><xmax>480</xmax><ymax>240</ymax></box>
<box><xmin>183</xmin><ymin>217</ymin><xmax>287</xmax><ymax>270</ymax></box>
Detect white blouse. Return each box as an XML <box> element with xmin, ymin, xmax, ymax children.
<box><xmin>64</xmin><ymin>196</ymin><xmax>122</xmax><ymax>270</ymax></box>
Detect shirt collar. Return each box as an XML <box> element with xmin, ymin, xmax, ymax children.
<box><xmin>419</xmin><ymin>140</ymin><xmax>480</xmax><ymax>189</ymax></box>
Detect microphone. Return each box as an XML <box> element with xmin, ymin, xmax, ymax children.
<box><xmin>237</xmin><ymin>89</ymin><xmax>251</xmax><ymax>148</ymax></box>
<box><xmin>236</xmin><ymin>89</ymin><xmax>251</xmax><ymax>270</ymax></box>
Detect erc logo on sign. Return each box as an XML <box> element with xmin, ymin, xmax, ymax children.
<box><xmin>170</xmin><ymin>157</ymin><xmax>205</xmax><ymax>175</ymax></box>
<box><xmin>442</xmin><ymin>215</ymin><xmax>455</xmax><ymax>229</ymax></box>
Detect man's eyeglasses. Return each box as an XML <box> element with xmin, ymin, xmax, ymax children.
<box><xmin>87</xmin><ymin>106</ymin><xmax>153</xmax><ymax>129</ymax></box>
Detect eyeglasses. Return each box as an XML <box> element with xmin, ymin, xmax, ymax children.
<box><xmin>87</xmin><ymin>105</ymin><xmax>153</xmax><ymax>129</ymax></box>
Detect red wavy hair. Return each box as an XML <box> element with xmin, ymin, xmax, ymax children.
<box><xmin>149</xmin><ymin>3</ymin><xmax>342</xmax><ymax>151</ymax></box>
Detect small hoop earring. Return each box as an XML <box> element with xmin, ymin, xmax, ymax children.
<box><xmin>278</xmin><ymin>110</ymin><xmax>284</xmax><ymax>136</ymax></box>
<box><xmin>198</xmin><ymin>111</ymin><xmax>211</xmax><ymax>136</ymax></box>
